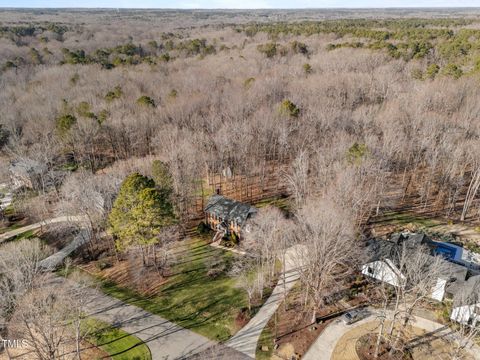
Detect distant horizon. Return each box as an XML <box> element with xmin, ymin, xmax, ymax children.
<box><xmin>3</xmin><ymin>6</ymin><xmax>480</xmax><ymax>8</ymax></box>
<box><xmin>1</xmin><ymin>0</ymin><xmax>480</xmax><ymax>10</ymax></box>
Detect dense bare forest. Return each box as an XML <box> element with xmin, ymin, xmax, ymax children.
<box><xmin>3</xmin><ymin>8</ymin><xmax>480</xmax><ymax>223</ymax></box>
<box><xmin>2</xmin><ymin>8</ymin><xmax>480</xmax><ymax>359</ymax></box>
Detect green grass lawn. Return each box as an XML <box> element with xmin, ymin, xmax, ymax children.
<box><xmin>256</xmin><ymin>322</ymin><xmax>274</xmax><ymax>360</ymax></box>
<box><xmin>255</xmin><ymin>196</ymin><xmax>292</xmax><ymax>214</ymax></box>
<box><xmin>9</xmin><ymin>229</ymin><xmax>37</xmax><ymax>241</ymax></box>
<box><xmin>0</xmin><ymin>222</ymin><xmax>24</xmax><ymax>234</ymax></box>
<box><xmin>378</xmin><ymin>211</ymin><xmax>442</xmax><ymax>229</ymax></box>
<box><xmin>85</xmin><ymin>318</ymin><xmax>151</xmax><ymax>360</ymax></box>
<box><xmin>97</xmin><ymin>237</ymin><xmax>253</xmax><ymax>342</ymax></box>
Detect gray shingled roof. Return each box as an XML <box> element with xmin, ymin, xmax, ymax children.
<box><xmin>367</xmin><ymin>233</ymin><xmax>472</xmax><ymax>297</ymax></box>
<box><xmin>452</xmin><ymin>275</ymin><xmax>480</xmax><ymax>306</ymax></box>
<box><xmin>204</xmin><ymin>195</ymin><xmax>257</xmax><ymax>227</ymax></box>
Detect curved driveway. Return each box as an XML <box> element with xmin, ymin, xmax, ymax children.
<box><xmin>303</xmin><ymin>308</ymin><xmax>480</xmax><ymax>360</ymax></box>
<box><xmin>226</xmin><ymin>246</ymin><xmax>304</xmax><ymax>358</ymax></box>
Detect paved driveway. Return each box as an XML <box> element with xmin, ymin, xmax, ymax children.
<box><xmin>0</xmin><ymin>215</ymin><xmax>89</xmax><ymax>243</ymax></box>
<box><xmin>226</xmin><ymin>245</ymin><xmax>304</xmax><ymax>358</ymax></box>
<box><xmin>303</xmin><ymin>308</ymin><xmax>480</xmax><ymax>360</ymax></box>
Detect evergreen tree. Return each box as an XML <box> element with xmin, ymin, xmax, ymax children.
<box><xmin>151</xmin><ymin>160</ymin><xmax>173</xmax><ymax>195</ymax></box>
<box><xmin>108</xmin><ymin>173</ymin><xmax>175</xmax><ymax>262</ymax></box>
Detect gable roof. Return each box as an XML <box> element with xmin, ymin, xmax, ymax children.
<box><xmin>204</xmin><ymin>195</ymin><xmax>257</xmax><ymax>227</ymax></box>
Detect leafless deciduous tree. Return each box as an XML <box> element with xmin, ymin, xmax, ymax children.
<box><xmin>372</xmin><ymin>244</ymin><xmax>453</xmax><ymax>357</ymax></box>
<box><xmin>242</xmin><ymin>206</ymin><xmax>291</xmax><ymax>281</ymax></box>
<box><xmin>291</xmin><ymin>197</ymin><xmax>359</xmax><ymax>323</ymax></box>
<box><xmin>450</xmin><ymin>278</ymin><xmax>480</xmax><ymax>360</ymax></box>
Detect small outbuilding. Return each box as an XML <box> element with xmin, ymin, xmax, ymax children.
<box><xmin>204</xmin><ymin>195</ymin><xmax>257</xmax><ymax>238</ymax></box>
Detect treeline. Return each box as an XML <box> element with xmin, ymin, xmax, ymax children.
<box><xmin>241</xmin><ymin>19</ymin><xmax>480</xmax><ymax>78</ymax></box>
<box><xmin>2</xmin><ymin>38</ymin><xmax>220</xmax><ymax>71</ymax></box>
<box><xmin>0</xmin><ymin>22</ymin><xmax>68</xmax><ymax>39</ymax></box>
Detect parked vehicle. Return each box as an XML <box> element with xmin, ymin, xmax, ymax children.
<box><xmin>341</xmin><ymin>309</ymin><xmax>368</xmax><ymax>325</ymax></box>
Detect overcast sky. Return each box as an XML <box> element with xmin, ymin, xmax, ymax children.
<box><xmin>1</xmin><ymin>0</ymin><xmax>480</xmax><ymax>9</ymax></box>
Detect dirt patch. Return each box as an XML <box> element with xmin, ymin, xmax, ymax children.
<box><xmin>80</xmin><ymin>253</ymin><xmax>169</xmax><ymax>296</ymax></box>
<box><xmin>356</xmin><ymin>333</ymin><xmax>413</xmax><ymax>360</ymax></box>
<box><xmin>333</xmin><ymin>320</ymin><xmax>473</xmax><ymax>360</ymax></box>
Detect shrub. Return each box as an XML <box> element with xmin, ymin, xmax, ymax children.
<box><xmin>244</xmin><ymin>77</ymin><xmax>255</xmax><ymax>89</ymax></box>
<box><xmin>159</xmin><ymin>53</ymin><xmax>171</xmax><ymax>62</ymax></box>
<box><xmin>257</xmin><ymin>43</ymin><xmax>277</xmax><ymax>58</ymax></box>
<box><xmin>136</xmin><ymin>96</ymin><xmax>155</xmax><ymax>107</ymax></box>
<box><xmin>279</xmin><ymin>99</ymin><xmax>300</xmax><ymax>118</ymax></box>
<box><xmin>303</xmin><ymin>63</ymin><xmax>312</xmax><ymax>74</ymax></box>
<box><xmin>97</xmin><ymin>109</ymin><xmax>109</xmax><ymax>124</ymax></box>
<box><xmin>56</xmin><ymin>114</ymin><xmax>77</xmax><ymax>134</ymax></box>
<box><xmin>196</xmin><ymin>221</ymin><xmax>210</xmax><ymax>235</ymax></box>
<box><xmin>148</xmin><ymin>40</ymin><xmax>158</xmax><ymax>50</ymax></box>
<box><xmin>105</xmin><ymin>86</ymin><xmax>122</xmax><ymax>102</ymax></box>
<box><xmin>442</xmin><ymin>63</ymin><xmax>463</xmax><ymax>79</ymax></box>
<box><xmin>347</xmin><ymin>142</ymin><xmax>368</xmax><ymax>164</ymax></box>
<box><xmin>2</xmin><ymin>61</ymin><xmax>16</xmax><ymax>71</ymax></box>
<box><xmin>425</xmin><ymin>64</ymin><xmax>440</xmax><ymax>79</ymax></box>
<box><xmin>168</xmin><ymin>89</ymin><xmax>178</xmax><ymax>98</ymax></box>
<box><xmin>76</xmin><ymin>101</ymin><xmax>95</xmax><ymax>118</ymax></box>
<box><xmin>61</xmin><ymin>48</ymin><xmax>88</xmax><ymax>64</ymax></box>
<box><xmin>29</xmin><ymin>47</ymin><xmax>42</xmax><ymax>65</ymax></box>
<box><xmin>291</xmin><ymin>40</ymin><xmax>308</xmax><ymax>55</ymax></box>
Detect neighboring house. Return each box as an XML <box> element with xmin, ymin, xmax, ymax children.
<box><xmin>361</xmin><ymin>258</ymin><xmax>405</xmax><ymax>287</ymax></box>
<box><xmin>362</xmin><ymin>233</ymin><xmax>426</xmax><ymax>289</ymax></box>
<box><xmin>362</xmin><ymin>232</ymin><xmax>476</xmax><ymax>302</ymax></box>
<box><xmin>204</xmin><ymin>195</ymin><xmax>257</xmax><ymax>239</ymax></box>
<box><xmin>450</xmin><ymin>275</ymin><xmax>480</xmax><ymax>326</ymax></box>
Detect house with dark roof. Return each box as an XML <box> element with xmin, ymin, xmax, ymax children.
<box><xmin>362</xmin><ymin>232</ymin><xmax>476</xmax><ymax>301</ymax></box>
<box><xmin>204</xmin><ymin>195</ymin><xmax>257</xmax><ymax>239</ymax></box>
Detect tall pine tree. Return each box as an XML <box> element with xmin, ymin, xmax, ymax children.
<box><xmin>109</xmin><ymin>173</ymin><xmax>176</xmax><ymax>263</ymax></box>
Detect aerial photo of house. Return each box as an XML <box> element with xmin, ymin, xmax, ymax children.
<box><xmin>2</xmin><ymin>3</ymin><xmax>480</xmax><ymax>360</ymax></box>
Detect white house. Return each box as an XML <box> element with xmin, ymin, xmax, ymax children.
<box><xmin>361</xmin><ymin>259</ymin><xmax>405</xmax><ymax>287</ymax></box>
<box><xmin>451</xmin><ymin>304</ymin><xmax>480</xmax><ymax>326</ymax></box>
<box><xmin>450</xmin><ymin>275</ymin><xmax>480</xmax><ymax>326</ymax></box>
<box><xmin>362</xmin><ymin>233</ymin><xmax>471</xmax><ymax>303</ymax></box>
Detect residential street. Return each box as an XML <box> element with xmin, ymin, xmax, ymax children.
<box><xmin>3</xmin><ymin>218</ymin><xmax>218</xmax><ymax>359</ymax></box>
<box><xmin>0</xmin><ymin>215</ymin><xmax>89</xmax><ymax>243</ymax></box>
<box><xmin>51</xmin><ymin>276</ymin><xmax>216</xmax><ymax>360</ymax></box>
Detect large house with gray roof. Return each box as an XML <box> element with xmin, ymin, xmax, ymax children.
<box><xmin>204</xmin><ymin>195</ymin><xmax>257</xmax><ymax>239</ymax></box>
<box><xmin>362</xmin><ymin>232</ymin><xmax>478</xmax><ymax>302</ymax></box>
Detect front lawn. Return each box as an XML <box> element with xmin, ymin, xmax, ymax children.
<box><xmin>85</xmin><ymin>318</ymin><xmax>151</xmax><ymax>360</ymax></box>
<box><xmin>90</xmin><ymin>237</ymin><xmax>266</xmax><ymax>342</ymax></box>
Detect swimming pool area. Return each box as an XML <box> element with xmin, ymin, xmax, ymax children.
<box><xmin>432</xmin><ymin>242</ymin><xmax>459</xmax><ymax>260</ymax></box>
<box><xmin>430</xmin><ymin>240</ymin><xmax>480</xmax><ymax>271</ymax></box>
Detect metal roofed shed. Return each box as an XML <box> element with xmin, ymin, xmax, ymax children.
<box><xmin>204</xmin><ymin>195</ymin><xmax>257</xmax><ymax>238</ymax></box>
